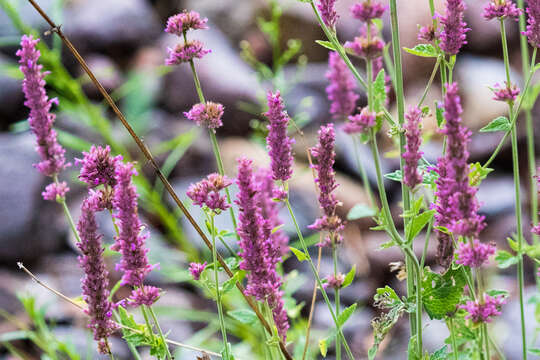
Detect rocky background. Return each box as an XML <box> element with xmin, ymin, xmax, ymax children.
<box><xmin>0</xmin><ymin>0</ymin><xmax>539</xmax><ymax>358</ymax></box>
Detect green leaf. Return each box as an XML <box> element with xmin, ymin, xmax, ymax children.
<box><xmin>407</xmin><ymin>210</ymin><xmax>435</xmax><ymax>242</ymax></box>
<box><xmin>507</xmin><ymin>236</ymin><xmax>519</xmax><ymax>252</ymax></box>
<box><xmin>435</xmin><ymin>101</ymin><xmax>445</xmax><ymax>128</ymax></box>
<box><xmin>403</xmin><ymin>44</ymin><xmax>438</xmax><ymax>57</ymax></box>
<box><xmin>384</xmin><ymin>169</ymin><xmax>402</xmax><ymax>182</ymax></box>
<box><xmin>347</xmin><ymin>204</ymin><xmax>376</xmax><ymax>220</ymax></box>
<box><xmin>319</xmin><ymin>338</ymin><xmax>328</xmax><ymax>357</ymax></box>
<box><xmin>221</xmin><ymin>272</ymin><xmax>239</xmax><ymax>294</ymax></box>
<box><xmin>315</xmin><ymin>40</ymin><xmax>336</xmax><ymax>51</ymax></box>
<box><xmin>529</xmin><ymin>348</ymin><xmax>540</xmax><ymax>355</ymax></box>
<box><xmin>430</xmin><ymin>345</ymin><xmax>449</xmax><ymax>360</ymax></box>
<box><xmin>373</xmin><ymin>69</ymin><xmax>387</xmax><ymax>113</ymax></box>
<box><xmin>342</xmin><ymin>265</ymin><xmax>356</xmax><ymax>289</ymax></box>
<box><xmin>479</xmin><ymin>116</ymin><xmax>511</xmax><ymax>132</ymax></box>
<box><xmin>486</xmin><ymin>289</ymin><xmax>509</xmax><ymax>298</ymax></box>
<box><xmin>495</xmin><ymin>250</ymin><xmax>519</xmax><ymax>268</ymax></box>
<box><xmin>422</xmin><ymin>267</ymin><xmax>466</xmax><ymax>319</ymax></box>
<box><xmin>522</xmin><ymin>82</ymin><xmax>540</xmax><ymax>110</ymax></box>
<box><xmin>227</xmin><ymin>309</ymin><xmax>257</xmax><ymax>324</ymax></box>
<box><xmin>290</xmin><ymin>246</ymin><xmax>308</xmax><ymax>262</ymax></box>
<box><xmin>337</xmin><ymin>303</ymin><xmax>357</xmax><ymax>326</ymax></box>
<box><xmin>469</xmin><ymin>162</ymin><xmax>493</xmax><ymax>186</ymax></box>
<box><xmin>368</xmin><ymin>346</ymin><xmax>378</xmax><ymax>360</ymax></box>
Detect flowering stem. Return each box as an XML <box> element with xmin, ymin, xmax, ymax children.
<box><xmin>147</xmin><ymin>305</ymin><xmax>173</xmax><ymax>360</ymax></box>
<box><xmin>332</xmin><ymin>240</ymin><xmax>341</xmax><ymax>360</ymax></box>
<box><xmin>500</xmin><ymin>19</ymin><xmax>528</xmax><ymax>360</ymax></box>
<box><xmin>52</xmin><ymin>174</ymin><xmax>81</xmax><ymax>243</ymax></box>
<box><xmin>302</xmin><ymin>245</ymin><xmax>322</xmax><ymax>360</ymax></box>
<box><xmin>283</xmin><ymin>198</ymin><xmax>355</xmax><ymax>360</ymax></box>
<box><xmin>517</xmin><ymin>0</ymin><xmax>539</xmax><ymax>246</ymax></box>
<box><xmin>448</xmin><ymin>317</ymin><xmax>458</xmax><ymax>360</ymax></box>
<box><xmin>211</xmin><ymin>215</ymin><xmax>231</xmax><ymax>359</ymax></box>
<box><xmin>418</xmin><ymin>57</ymin><xmax>441</xmax><ymax>107</ymax></box>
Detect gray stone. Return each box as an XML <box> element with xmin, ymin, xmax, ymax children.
<box><xmin>0</xmin><ymin>55</ymin><xmax>24</xmax><ymax>130</ymax></box>
<box><xmin>0</xmin><ymin>132</ymin><xmax>64</xmax><ymax>262</ymax></box>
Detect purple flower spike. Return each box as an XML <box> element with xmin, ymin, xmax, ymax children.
<box><xmin>460</xmin><ymin>294</ymin><xmax>506</xmax><ymax>323</ymax></box>
<box><xmin>483</xmin><ymin>0</ymin><xmax>521</xmax><ymax>20</ymax></box>
<box><xmin>351</xmin><ymin>1</ymin><xmax>386</xmax><ymax>22</ymax></box>
<box><xmin>326</xmin><ymin>52</ymin><xmax>359</xmax><ymax>120</ymax></box>
<box><xmin>77</xmin><ymin>193</ymin><xmax>117</xmax><ymax>353</ymax></box>
<box><xmin>317</xmin><ymin>0</ymin><xmax>339</xmax><ymax>28</ymax></box>
<box><xmin>403</xmin><ymin>107</ymin><xmax>424</xmax><ymax>189</ymax></box>
<box><xmin>165</xmin><ymin>10</ymin><xmax>208</xmax><ymax>35</ymax></box>
<box><xmin>491</xmin><ymin>82</ymin><xmax>520</xmax><ymax>102</ymax></box>
<box><xmin>111</xmin><ymin>162</ymin><xmax>157</xmax><ymax>287</ymax></box>
<box><xmin>189</xmin><ymin>262</ymin><xmax>207</xmax><ymax>280</ymax></box>
<box><xmin>418</xmin><ymin>25</ymin><xmax>438</xmax><ymax>42</ymax></box>
<box><xmin>76</xmin><ymin>145</ymin><xmax>123</xmax><ymax>187</ymax></box>
<box><xmin>130</xmin><ymin>285</ymin><xmax>161</xmax><ymax>306</ymax></box>
<box><xmin>344</xmin><ymin>36</ymin><xmax>385</xmax><ymax>59</ymax></box>
<box><xmin>187</xmin><ymin>173</ymin><xmax>232</xmax><ymax>213</ymax></box>
<box><xmin>184</xmin><ymin>102</ymin><xmax>224</xmax><ymax>129</ymax></box>
<box><xmin>344</xmin><ymin>107</ymin><xmax>376</xmax><ymax>134</ymax></box>
<box><xmin>440</xmin><ymin>0</ymin><xmax>470</xmax><ymax>55</ymax></box>
<box><xmin>17</xmin><ymin>35</ymin><xmax>69</xmax><ymax>177</ymax></box>
<box><xmin>235</xmin><ymin>158</ymin><xmax>289</xmax><ymax>340</ymax></box>
<box><xmin>309</xmin><ymin>124</ymin><xmax>344</xmax><ymax>246</ymax></box>
<box><xmin>165</xmin><ymin>40</ymin><xmax>211</xmax><ymax>65</ymax></box>
<box><xmin>42</xmin><ymin>181</ymin><xmax>69</xmax><ymax>201</ymax></box>
<box><xmin>525</xmin><ymin>0</ymin><xmax>540</xmax><ymax>47</ymax></box>
<box><xmin>265</xmin><ymin>91</ymin><xmax>295</xmax><ymax>182</ymax></box>
<box><xmin>455</xmin><ymin>239</ymin><xmax>496</xmax><ymax>267</ymax></box>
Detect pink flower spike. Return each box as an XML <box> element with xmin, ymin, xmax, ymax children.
<box><xmin>165</xmin><ymin>10</ymin><xmax>208</xmax><ymax>35</ymax></box>
<box><xmin>184</xmin><ymin>102</ymin><xmax>224</xmax><ymax>129</ymax></box>
<box><xmin>455</xmin><ymin>239</ymin><xmax>496</xmax><ymax>267</ymax></box>
<box><xmin>165</xmin><ymin>40</ymin><xmax>211</xmax><ymax>65</ymax></box>
<box><xmin>343</xmin><ymin>107</ymin><xmax>376</xmax><ymax>134</ymax></box>
<box><xmin>42</xmin><ymin>181</ymin><xmax>69</xmax><ymax>201</ymax></box>
<box><xmin>189</xmin><ymin>262</ymin><xmax>207</xmax><ymax>280</ymax></box>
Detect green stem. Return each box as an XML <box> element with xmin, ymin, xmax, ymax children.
<box><xmin>211</xmin><ymin>215</ymin><xmax>231</xmax><ymax>359</ymax></box>
<box><xmin>332</xmin><ymin>240</ymin><xmax>341</xmax><ymax>360</ymax></box>
<box><xmin>284</xmin><ymin>198</ymin><xmax>355</xmax><ymax>360</ymax></box>
<box><xmin>141</xmin><ymin>306</ymin><xmax>157</xmax><ymax>347</ymax></box>
<box><xmin>501</xmin><ymin>19</ymin><xmax>527</xmax><ymax>360</ymax></box>
<box><xmin>517</xmin><ymin>0</ymin><xmax>539</xmax><ymax>246</ymax></box>
<box><xmin>418</xmin><ymin>57</ymin><xmax>440</xmax><ymax>107</ymax></box>
<box><xmin>52</xmin><ymin>174</ymin><xmax>80</xmax><ymax>243</ymax></box>
<box><xmin>147</xmin><ymin>305</ymin><xmax>173</xmax><ymax>360</ymax></box>
<box><xmin>448</xmin><ymin>317</ymin><xmax>459</xmax><ymax>360</ymax></box>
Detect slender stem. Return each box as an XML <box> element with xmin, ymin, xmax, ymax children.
<box><xmin>284</xmin><ymin>198</ymin><xmax>355</xmax><ymax>360</ymax></box>
<box><xmin>501</xmin><ymin>19</ymin><xmax>528</xmax><ymax>360</ymax></box>
<box><xmin>147</xmin><ymin>305</ymin><xmax>173</xmax><ymax>360</ymax></box>
<box><xmin>448</xmin><ymin>317</ymin><xmax>458</xmax><ymax>360</ymax></box>
<box><xmin>211</xmin><ymin>215</ymin><xmax>231</xmax><ymax>359</ymax></box>
<box><xmin>418</xmin><ymin>57</ymin><xmax>441</xmax><ymax>107</ymax></box>
<box><xmin>302</xmin><ymin>246</ymin><xmax>322</xmax><ymax>360</ymax></box>
<box><xmin>141</xmin><ymin>306</ymin><xmax>157</xmax><ymax>344</ymax></box>
<box><xmin>482</xmin><ymin>323</ymin><xmax>490</xmax><ymax>360</ymax></box>
<box><xmin>332</xmin><ymin>240</ymin><xmax>341</xmax><ymax>360</ymax></box>
<box><xmin>52</xmin><ymin>174</ymin><xmax>81</xmax><ymax>243</ymax></box>
<box><xmin>517</xmin><ymin>0</ymin><xmax>539</xmax><ymax>246</ymax></box>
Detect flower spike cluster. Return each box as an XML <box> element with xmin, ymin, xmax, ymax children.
<box><xmin>317</xmin><ymin>0</ymin><xmax>339</xmax><ymax>28</ymax></box>
<box><xmin>491</xmin><ymin>82</ymin><xmax>520</xmax><ymax>102</ymax></box>
<box><xmin>111</xmin><ymin>162</ymin><xmax>159</xmax><ymax>305</ymax></box>
<box><xmin>309</xmin><ymin>124</ymin><xmax>344</xmax><ymax>246</ymax></box>
<box><xmin>187</xmin><ymin>173</ymin><xmax>232</xmax><ymax>213</ymax></box>
<box><xmin>350</xmin><ymin>1</ymin><xmax>386</xmax><ymax>22</ymax></box>
<box><xmin>76</xmin><ymin>145</ymin><xmax>123</xmax><ymax>188</ymax></box>
<box><xmin>235</xmin><ymin>158</ymin><xmax>289</xmax><ymax>340</ymax></box>
<box><xmin>440</xmin><ymin>0</ymin><xmax>470</xmax><ymax>55</ymax></box>
<box><xmin>164</xmin><ymin>10</ymin><xmax>211</xmax><ymax>65</ymax></box>
<box><xmin>184</xmin><ymin>102</ymin><xmax>224</xmax><ymax>129</ymax></box>
<box><xmin>402</xmin><ymin>106</ymin><xmax>424</xmax><ymax>189</ymax></box>
<box><xmin>42</xmin><ymin>181</ymin><xmax>69</xmax><ymax>201</ymax></box>
<box><xmin>345</xmin><ymin>3</ymin><xmax>386</xmax><ymax>60</ymax></box>
<box><xmin>77</xmin><ymin>193</ymin><xmax>117</xmax><ymax>353</ymax></box>
<box><xmin>189</xmin><ymin>262</ymin><xmax>207</xmax><ymax>280</ymax></box>
<box><xmin>326</xmin><ymin>51</ymin><xmax>359</xmax><ymax>120</ymax></box>
<box><xmin>455</xmin><ymin>239</ymin><xmax>496</xmax><ymax>268</ymax></box>
<box><xmin>344</xmin><ymin>107</ymin><xmax>376</xmax><ymax>134</ymax></box>
<box><xmin>460</xmin><ymin>294</ymin><xmax>507</xmax><ymax>323</ymax></box>
<box><xmin>483</xmin><ymin>0</ymin><xmax>521</xmax><ymax>20</ymax></box>
<box><xmin>525</xmin><ymin>0</ymin><xmax>540</xmax><ymax>47</ymax></box>
<box><xmin>265</xmin><ymin>91</ymin><xmax>295</xmax><ymax>182</ymax></box>
<box><xmin>17</xmin><ymin>35</ymin><xmax>69</xmax><ymax>179</ymax></box>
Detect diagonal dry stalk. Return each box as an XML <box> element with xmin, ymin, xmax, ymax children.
<box><xmin>23</xmin><ymin>1</ymin><xmax>293</xmax><ymax>358</ymax></box>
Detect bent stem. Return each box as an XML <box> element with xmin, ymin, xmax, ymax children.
<box><xmin>500</xmin><ymin>19</ymin><xmax>527</xmax><ymax>360</ymax></box>
<box><xmin>211</xmin><ymin>215</ymin><xmax>231</xmax><ymax>359</ymax></box>
<box><xmin>284</xmin><ymin>197</ymin><xmax>355</xmax><ymax>360</ymax></box>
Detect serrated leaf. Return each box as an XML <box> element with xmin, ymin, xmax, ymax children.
<box><xmin>384</xmin><ymin>169</ymin><xmax>402</xmax><ymax>182</ymax></box>
<box><xmin>315</xmin><ymin>40</ymin><xmax>336</xmax><ymax>51</ymax></box>
<box><xmin>342</xmin><ymin>265</ymin><xmax>356</xmax><ymax>289</ymax></box>
<box><xmin>479</xmin><ymin>116</ymin><xmax>510</xmax><ymax>132</ymax></box>
<box><xmin>347</xmin><ymin>204</ymin><xmax>376</xmax><ymax>220</ymax></box>
<box><xmin>403</xmin><ymin>44</ymin><xmax>438</xmax><ymax>57</ymax></box>
<box><xmin>407</xmin><ymin>210</ymin><xmax>435</xmax><ymax>242</ymax></box>
<box><xmin>422</xmin><ymin>267</ymin><xmax>466</xmax><ymax>319</ymax></box>
<box><xmin>290</xmin><ymin>246</ymin><xmax>308</xmax><ymax>262</ymax></box>
<box><xmin>373</xmin><ymin>69</ymin><xmax>387</xmax><ymax>113</ymax></box>
<box><xmin>221</xmin><ymin>273</ymin><xmax>238</xmax><ymax>294</ymax></box>
<box><xmin>337</xmin><ymin>303</ymin><xmax>357</xmax><ymax>326</ymax></box>
<box><xmin>495</xmin><ymin>250</ymin><xmax>519</xmax><ymax>268</ymax></box>
<box><xmin>430</xmin><ymin>345</ymin><xmax>448</xmax><ymax>360</ymax></box>
<box><xmin>228</xmin><ymin>309</ymin><xmax>257</xmax><ymax>324</ymax></box>
<box><xmin>435</xmin><ymin>101</ymin><xmax>445</xmax><ymax>128</ymax></box>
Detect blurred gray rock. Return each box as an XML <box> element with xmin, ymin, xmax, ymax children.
<box><xmin>63</xmin><ymin>0</ymin><xmax>160</xmax><ymax>53</ymax></box>
<box><xmin>0</xmin><ymin>55</ymin><xmax>24</xmax><ymax>130</ymax></box>
<box><xmin>161</xmin><ymin>22</ymin><xmax>262</xmax><ymax>136</ymax></box>
<box><xmin>0</xmin><ymin>132</ymin><xmax>64</xmax><ymax>262</ymax></box>
<box><xmin>478</xmin><ymin>176</ymin><xmax>521</xmax><ymax>217</ymax></box>
<box><xmin>0</xmin><ymin>0</ymin><xmax>54</xmax><ymax>37</ymax></box>
<box><xmin>53</xmin><ymin>326</ymin><xmax>131</xmax><ymax>360</ymax></box>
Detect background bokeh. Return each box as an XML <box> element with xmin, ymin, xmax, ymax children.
<box><xmin>1</xmin><ymin>0</ymin><xmax>539</xmax><ymax>358</ymax></box>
